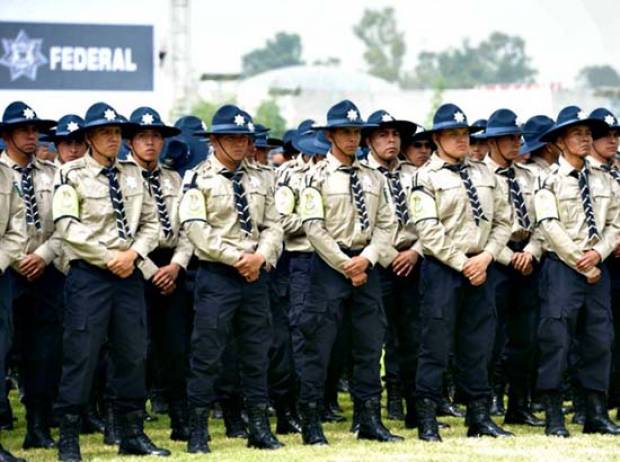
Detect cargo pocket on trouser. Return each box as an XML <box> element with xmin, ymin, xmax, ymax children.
<box><xmin>299</xmin><ymin>300</ymin><xmax>328</xmax><ymax>340</ymax></box>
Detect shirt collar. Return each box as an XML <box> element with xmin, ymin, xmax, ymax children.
<box><xmin>366</xmin><ymin>152</ymin><xmax>401</xmax><ymax>172</ymax></box>
<box><xmin>558</xmin><ymin>155</ymin><xmax>589</xmax><ymax>176</ymax></box>
<box><xmin>0</xmin><ymin>150</ymin><xmax>38</xmax><ymax>170</ymax></box>
<box><xmin>325</xmin><ymin>151</ymin><xmax>361</xmax><ymax>172</ymax></box>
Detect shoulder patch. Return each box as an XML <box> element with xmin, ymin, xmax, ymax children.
<box><xmin>299</xmin><ymin>187</ymin><xmax>324</xmax><ymax>221</ymax></box>
<box><xmin>52</xmin><ymin>184</ymin><xmax>79</xmax><ymax>222</ymax></box>
<box><xmin>275</xmin><ymin>185</ymin><xmax>296</xmax><ymax>215</ymax></box>
<box><xmin>409</xmin><ymin>189</ymin><xmax>437</xmax><ymax>223</ymax></box>
<box><xmin>179</xmin><ymin>188</ymin><xmax>206</xmax><ymax>224</ymax></box>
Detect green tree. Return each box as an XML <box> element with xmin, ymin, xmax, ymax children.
<box><xmin>254</xmin><ymin>99</ymin><xmax>287</xmax><ymax>139</ymax></box>
<box><xmin>241</xmin><ymin>32</ymin><xmax>303</xmax><ymax>77</ymax></box>
<box><xmin>577</xmin><ymin>65</ymin><xmax>620</xmax><ymax>88</ymax></box>
<box><xmin>353</xmin><ymin>7</ymin><xmax>405</xmax><ymax>83</ymax></box>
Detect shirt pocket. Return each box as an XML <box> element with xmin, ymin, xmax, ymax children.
<box><xmin>435</xmin><ymin>176</ymin><xmax>466</xmax><ymax>219</ymax></box>
<box><xmin>79</xmin><ymin>182</ymin><xmax>113</xmax><ymax>223</ymax></box>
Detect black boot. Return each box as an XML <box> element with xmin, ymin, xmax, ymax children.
<box><xmin>504</xmin><ymin>385</ymin><xmax>544</xmax><ymax>427</ymax></box>
<box><xmin>58</xmin><ymin>414</ymin><xmax>82</xmax><ymax>462</ymax></box>
<box><xmin>103</xmin><ymin>403</ymin><xmax>120</xmax><ymax>445</ymax></box>
<box><xmin>299</xmin><ymin>402</ymin><xmax>328</xmax><ymax>445</ymax></box>
<box><xmin>169</xmin><ymin>400</ymin><xmax>190</xmax><ymax>441</ymax></box>
<box><xmin>415</xmin><ymin>398</ymin><xmax>441</xmax><ymax>442</ymax></box>
<box><xmin>466</xmin><ymin>398</ymin><xmax>513</xmax><ymax>438</ymax></box>
<box><xmin>583</xmin><ymin>391</ymin><xmax>620</xmax><ymax>435</ymax></box>
<box><xmin>246</xmin><ymin>404</ymin><xmax>283</xmax><ymax>450</ymax></box>
<box><xmin>571</xmin><ymin>386</ymin><xmax>586</xmax><ymax>425</ymax></box>
<box><xmin>321</xmin><ymin>400</ymin><xmax>346</xmax><ymax>423</ymax></box>
<box><xmin>275</xmin><ymin>399</ymin><xmax>301</xmax><ymax>435</ymax></box>
<box><xmin>489</xmin><ymin>384</ymin><xmax>506</xmax><ymax>417</ymax></box>
<box><xmin>187</xmin><ymin>407</ymin><xmax>210</xmax><ymax>454</ymax></box>
<box><xmin>404</xmin><ymin>395</ymin><xmax>417</xmax><ymax>429</ymax></box>
<box><xmin>220</xmin><ymin>399</ymin><xmax>248</xmax><ymax>438</ymax></box>
<box><xmin>358</xmin><ymin>398</ymin><xmax>403</xmax><ymax>442</ymax></box>
<box><xmin>118</xmin><ymin>410</ymin><xmax>170</xmax><ymax>457</ymax></box>
<box><xmin>543</xmin><ymin>391</ymin><xmax>570</xmax><ymax>437</ymax></box>
<box><xmin>23</xmin><ymin>405</ymin><xmax>55</xmax><ymax>449</ymax></box>
<box><xmin>350</xmin><ymin>399</ymin><xmax>361</xmax><ymax>433</ymax></box>
<box><xmin>437</xmin><ymin>397</ymin><xmax>465</xmax><ymax>418</ymax></box>
<box><xmin>386</xmin><ymin>382</ymin><xmax>404</xmax><ymax>420</ymax></box>
<box><xmin>81</xmin><ymin>403</ymin><xmax>105</xmax><ymax>434</ymax></box>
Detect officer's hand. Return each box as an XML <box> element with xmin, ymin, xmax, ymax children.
<box><xmin>614</xmin><ymin>238</ymin><xmax>620</xmax><ymax>258</ymax></box>
<box><xmin>19</xmin><ymin>254</ymin><xmax>46</xmax><ymax>281</ymax></box>
<box><xmin>234</xmin><ymin>253</ymin><xmax>265</xmax><ymax>279</ymax></box>
<box><xmin>391</xmin><ymin>250</ymin><xmax>419</xmax><ymax>277</ymax></box>
<box><xmin>512</xmin><ymin>252</ymin><xmax>533</xmax><ymax>275</ymax></box>
<box><xmin>160</xmin><ymin>282</ymin><xmax>177</xmax><ymax>296</ymax></box>
<box><xmin>586</xmin><ymin>266</ymin><xmax>602</xmax><ymax>285</ymax></box>
<box><xmin>153</xmin><ymin>263</ymin><xmax>181</xmax><ymax>294</ymax></box>
<box><xmin>107</xmin><ymin>250</ymin><xmax>138</xmax><ymax>278</ymax></box>
<box><xmin>463</xmin><ymin>252</ymin><xmax>493</xmax><ymax>280</ymax></box>
<box><xmin>576</xmin><ymin>250</ymin><xmax>601</xmax><ymax>272</ymax></box>
<box><xmin>468</xmin><ymin>271</ymin><xmax>487</xmax><ymax>286</ymax></box>
<box><xmin>350</xmin><ymin>272</ymin><xmax>368</xmax><ymax>287</ymax></box>
<box><xmin>343</xmin><ymin>256</ymin><xmax>370</xmax><ymax>278</ymax></box>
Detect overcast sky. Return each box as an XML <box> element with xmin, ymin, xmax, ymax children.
<box><xmin>1</xmin><ymin>0</ymin><xmax>618</xmax><ymax>86</ymax></box>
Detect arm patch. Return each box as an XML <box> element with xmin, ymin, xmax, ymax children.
<box><xmin>179</xmin><ymin>188</ymin><xmax>207</xmax><ymax>224</ymax></box>
<box><xmin>410</xmin><ymin>189</ymin><xmax>437</xmax><ymax>223</ymax></box>
<box><xmin>52</xmin><ymin>184</ymin><xmax>79</xmax><ymax>222</ymax></box>
<box><xmin>275</xmin><ymin>185</ymin><xmax>296</xmax><ymax>215</ymax></box>
<box><xmin>299</xmin><ymin>187</ymin><xmax>324</xmax><ymax>221</ymax></box>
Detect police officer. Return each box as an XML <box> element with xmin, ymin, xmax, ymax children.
<box><xmin>521</xmin><ymin>115</ymin><xmax>560</xmax><ymax>181</ymax></box>
<box><xmin>482</xmin><ymin>109</ymin><xmax>544</xmax><ymax>427</ymax></box>
<box><xmin>179</xmin><ymin>104</ymin><xmax>283</xmax><ymax>454</ymax></box>
<box><xmin>53</xmin><ymin>102</ymin><xmax>169</xmax><ymax>461</ymax></box>
<box><xmin>402</xmin><ymin>127</ymin><xmax>434</xmax><ymax>168</ymax></box>
<box><xmin>48</xmin><ymin>115</ymin><xmax>88</xmax><ymax>166</ymax></box>
<box><xmin>297</xmin><ymin>100</ymin><xmax>401</xmax><ymax>445</ymax></box>
<box><xmin>0</xmin><ymin>102</ymin><xmax>62</xmax><ymax>451</ymax></box>
<box><xmin>469</xmin><ymin>119</ymin><xmax>489</xmax><ymax>161</ymax></box>
<box><xmin>534</xmin><ymin>106</ymin><xmax>620</xmax><ymax>437</ymax></box>
<box><xmin>362</xmin><ymin>110</ymin><xmax>422</xmax><ymax>426</ymax></box>
<box><xmin>125</xmin><ymin>107</ymin><xmax>195</xmax><ymax>441</ymax></box>
<box><xmin>0</xmin><ymin>117</ymin><xmax>27</xmax><ymax>462</ymax></box>
<box><xmin>410</xmin><ymin>103</ymin><xmax>513</xmax><ymax>441</ymax></box>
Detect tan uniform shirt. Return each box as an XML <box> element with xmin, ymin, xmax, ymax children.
<box><xmin>53</xmin><ymin>152</ymin><xmax>160</xmax><ymax>271</ymax></box>
<box><xmin>534</xmin><ymin>156</ymin><xmax>620</xmax><ymax>277</ymax></box>
<box><xmin>0</xmin><ymin>163</ymin><xmax>26</xmax><ymax>272</ymax></box>
<box><xmin>366</xmin><ymin>154</ymin><xmax>422</xmax><ymax>268</ymax></box>
<box><xmin>410</xmin><ymin>154</ymin><xmax>512</xmax><ymax>272</ymax></box>
<box><xmin>300</xmin><ymin>152</ymin><xmax>396</xmax><ymax>275</ymax></box>
<box><xmin>179</xmin><ymin>155</ymin><xmax>283</xmax><ymax>268</ymax></box>
<box><xmin>484</xmin><ymin>156</ymin><xmax>542</xmax><ymax>265</ymax></box>
<box><xmin>0</xmin><ymin>151</ymin><xmax>58</xmax><ymax>265</ymax></box>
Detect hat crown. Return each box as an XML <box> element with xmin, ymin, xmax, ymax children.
<box><xmin>589</xmin><ymin>107</ymin><xmax>618</xmax><ymax>126</ymax></box>
<box><xmin>487</xmin><ymin>109</ymin><xmax>518</xmax><ymax>130</ymax></box>
<box><xmin>433</xmin><ymin>103</ymin><xmax>468</xmax><ymax>128</ymax></box>
<box><xmin>522</xmin><ymin>115</ymin><xmax>555</xmax><ymax>141</ymax></box>
<box><xmin>471</xmin><ymin>119</ymin><xmax>487</xmax><ymax>130</ymax></box>
<box><xmin>3</xmin><ymin>101</ymin><xmax>39</xmax><ymax>123</ymax></box>
<box><xmin>366</xmin><ymin>110</ymin><xmax>396</xmax><ymax>125</ymax></box>
<box><xmin>282</xmin><ymin>129</ymin><xmax>297</xmax><ymax>145</ymax></box>
<box><xmin>55</xmin><ymin>114</ymin><xmax>85</xmax><ymax>135</ymax></box>
<box><xmin>208</xmin><ymin>105</ymin><xmax>254</xmax><ymax>134</ymax></box>
<box><xmin>326</xmin><ymin>99</ymin><xmax>363</xmax><ymax>125</ymax></box>
<box><xmin>175</xmin><ymin>115</ymin><xmax>207</xmax><ymax>134</ymax></box>
<box><xmin>85</xmin><ymin>102</ymin><xmax>123</xmax><ymax>124</ymax></box>
<box><xmin>297</xmin><ymin>119</ymin><xmax>315</xmax><ymax>135</ymax></box>
<box><xmin>556</xmin><ymin>106</ymin><xmax>586</xmax><ymax>125</ymax></box>
<box><xmin>130</xmin><ymin>106</ymin><xmax>164</xmax><ymax>127</ymax></box>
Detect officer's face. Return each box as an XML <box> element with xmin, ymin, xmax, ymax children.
<box><xmin>593</xmin><ymin>129</ymin><xmax>619</xmax><ymax>160</ymax></box>
<box><xmin>368</xmin><ymin>127</ymin><xmax>401</xmax><ymax>163</ymax></box>
<box><xmin>434</xmin><ymin>128</ymin><xmax>470</xmax><ymax>159</ymax></box>
<box><xmin>131</xmin><ymin>129</ymin><xmax>164</xmax><ymax>163</ymax></box>
<box><xmin>57</xmin><ymin>138</ymin><xmax>87</xmax><ymax>164</ymax></box>
<box><xmin>255</xmin><ymin>147</ymin><xmax>269</xmax><ymax>165</ymax></box>
<box><xmin>87</xmin><ymin>126</ymin><xmax>122</xmax><ymax>157</ymax></box>
<box><xmin>404</xmin><ymin>140</ymin><xmax>432</xmax><ymax>167</ymax></box>
<box><xmin>492</xmin><ymin>134</ymin><xmax>520</xmax><ymax>161</ymax></box>
<box><xmin>3</xmin><ymin>124</ymin><xmax>38</xmax><ymax>155</ymax></box>
<box><xmin>469</xmin><ymin>139</ymin><xmax>489</xmax><ymax>161</ymax></box>
<box><xmin>328</xmin><ymin>128</ymin><xmax>361</xmax><ymax>157</ymax></box>
<box><xmin>211</xmin><ymin>134</ymin><xmax>250</xmax><ymax>162</ymax></box>
<box><xmin>557</xmin><ymin>125</ymin><xmax>592</xmax><ymax>158</ymax></box>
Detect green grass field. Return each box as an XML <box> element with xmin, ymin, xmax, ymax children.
<box><xmin>4</xmin><ymin>392</ymin><xmax>620</xmax><ymax>462</ymax></box>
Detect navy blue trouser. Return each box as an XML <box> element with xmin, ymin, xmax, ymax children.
<box><xmin>10</xmin><ymin>266</ymin><xmax>64</xmax><ymax>409</ymax></box>
<box><xmin>298</xmin><ymin>253</ymin><xmax>385</xmax><ymax>404</ymax></box>
<box><xmin>187</xmin><ymin>262</ymin><xmax>273</xmax><ymax>408</ymax></box>
<box><xmin>0</xmin><ymin>272</ymin><xmax>13</xmax><ymax>417</ymax></box>
<box><xmin>537</xmin><ymin>255</ymin><xmax>613</xmax><ymax>392</ymax></box>
<box><xmin>56</xmin><ymin>261</ymin><xmax>147</xmax><ymax>415</ymax></box>
<box><xmin>288</xmin><ymin>252</ymin><xmax>314</xmax><ymax>381</ymax></box>
<box><xmin>416</xmin><ymin>257</ymin><xmax>496</xmax><ymax>403</ymax></box>
<box><xmin>607</xmin><ymin>256</ymin><xmax>620</xmax><ymax>404</ymax></box>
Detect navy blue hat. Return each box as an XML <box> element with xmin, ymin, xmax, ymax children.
<box><xmin>589</xmin><ymin>108</ymin><xmax>620</xmax><ymax>139</ymax></box>
<box><xmin>315</xmin><ymin>100</ymin><xmax>371</xmax><ymax>130</ymax></box>
<box><xmin>362</xmin><ymin>110</ymin><xmax>417</xmax><ymax>141</ymax></box>
<box><xmin>470</xmin><ymin>119</ymin><xmax>488</xmax><ymax>140</ymax></box>
<box><xmin>292</xmin><ymin>119</ymin><xmax>316</xmax><ymax>152</ymax></box>
<box><xmin>428</xmin><ymin>103</ymin><xmax>481</xmax><ymax>134</ymax></box>
<box><xmin>45</xmin><ymin>114</ymin><xmax>85</xmax><ymax>142</ymax></box>
<box><xmin>281</xmin><ymin>129</ymin><xmax>298</xmax><ymax>154</ymax></box>
<box><xmin>540</xmin><ymin>105</ymin><xmax>608</xmax><ymax>142</ymax></box>
<box><xmin>296</xmin><ymin>129</ymin><xmax>330</xmax><ymax>156</ymax></box>
<box><xmin>175</xmin><ymin>115</ymin><xmax>208</xmax><ymax>137</ymax></box>
<box><xmin>204</xmin><ymin>104</ymin><xmax>256</xmax><ymax>135</ymax></box>
<box><xmin>126</xmin><ymin>107</ymin><xmax>181</xmax><ymax>138</ymax></box>
<box><xmin>482</xmin><ymin>109</ymin><xmax>521</xmax><ymax>139</ymax></box>
<box><xmin>83</xmin><ymin>102</ymin><xmax>130</xmax><ymax>132</ymax></box>
<box><xmin>519</xmin><ymin>115</ymin><xmax>555</xmax><ymax>155</ymax></box>
<box><xmin>1</xmin><ymin>101</ymin><xmax>55</xmax><ymax>132</ymax></box>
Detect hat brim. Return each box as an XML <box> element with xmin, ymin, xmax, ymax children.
<box><xmin>478</xmin><ymin>127</ymin><xmax>522</xmax><ymax>140</ymax></box>
<box><xmin>540</xmin><ymin>118</ymin><xmax>608</xmax><ymax>142</ymax></box>
<box><xmin>314</xmin><ymin>121</ymin><xmax>372</xmax><ymax>130</ymax></box>
<box><xmin>361</xmin><ymin>120</ymin><xmax>418</xmax><ymax>140</ymax></box>
<box><xmin>0</xmin><ymin>119</ymin><xmax>56</xmax><ymax>132</ymax></box>
<box><xmin>426</xmin><ymin>122</ymin><xmax>483</xmax><ymax>135</ymax></box>
<box><xmin>519</xmin><ymin>139</ymin><xmax>547</xmax><ymax>156</ymax></box>
<box><xmin>124</xmin><ymin>124</ymin><xmax>181</xmax><ymax>139</ymax></box>
<box><xmin>592</xmin><ymin>123</ymin><xmax>620</xmax><ymax>140</ymax></box>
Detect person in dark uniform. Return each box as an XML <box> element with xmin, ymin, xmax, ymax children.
<box><xmin>52</xmin><ymin>102</ymin><xmax>170</xmax><ymax>461</ymax></box>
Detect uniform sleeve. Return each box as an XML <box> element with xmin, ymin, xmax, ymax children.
<box><xmin>33</xmin><ymin>233</ymin><xmax>62</xmax><ymax>265</ymax></box>
<box><xmin>482</xmin><ymin>174</ymin><xmax>512</xmax><ymax>260</ymax></box>
<box><xmin>592</xmin><ymin>179</ymin><xmax>620</xmax><ymax>261</ymax></box>
<box><xmin>255</xmin><ymin>188</ymin><xmax>284</xmax><ymax>268</ymax></box>
<box><xmin>170</xmin><ymin>230</ymin><xmax>194</xmax><ymax>270</ymax></box>
<box><xmin>412</xmin><ymin>172</ymin><xmax>468</xmax><ymax>272</ymax></box>
<box><xmin>361</xmin><ymin>175</ymin><xmax>397</xmax><ymax>266</ymax></box>
<box><xmin>0</xmin><ymin>183</ymin><xmax>26</xmax><ymax>273</ymax></box>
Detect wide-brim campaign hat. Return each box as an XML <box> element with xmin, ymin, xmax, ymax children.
<box><xmin>82</xmin><ymin>102</ymin><xmax>131</xmax><ymax>135</ymax></box>
<box><xmin>481</xmin><ymin>109</ymin><xmax>522</xmax><ymax>139</ymax></box>
<box><xmin>361</xmin><ymin>110</ymin><xmax>417</xmax><ymax>142</ymax></box>
<box><xmin>519</xmin><ymin>115</ymin><xmax>555</xmax><ymax>155</ymax></box>
<box><xmin>314</xmin><ymin>99</ymin><xmax>374</xmax><ymax>130</ymax></box>
<box><xmin>203</xmin><ymin>104</ymin><xmax>256</xmax><ymax>136</ymax></box>
<box><xmin>292</xmin><ymin>119</ymin><xmax>317</xmax><ymax>152</ymax></box>
<box><xmin>540</xmin><ymin>105</ymin><xmax>608</xmax><ymax>142</ymax></box>
<box><xmin>175</xmin><ymin>115</ymin><xmax>208</xmax><ymax>138</ymax></box>
<box><xmin>44</xmin><ymin>114</ymin><xmax>86</xmax><ymax>143</ymax></box>
<box><xmin>125</xmin><ymin>106</ymin><xmax>181</xmax><ymax>138</ymax></box>
<box><xmin>426</xmin><ymin>103</ymin><xmax>482</xmax><ymax>134</ymax></box>
<box><xmin>470</xmin><ymin>119</ymin><xmax>488</xmax><ymax>140</ymax></box>
<box><xmin>1</xmin><ymin>101</ymin><xmax>56</xmax><ymax>132</ymax></box>
<box><xmin>589</xmin><ymin>108</ymin><xmax>620</xmax><ymax>139</ymax></box>
<box><xmin>255</xmin><ymin>124</ymin><xmax>282</xmax><ymax>149</ymax></box>
<box><xmin>296</xmin><ymin>129</ymin><xmax>331</xmax><ymax>156</ymax></box>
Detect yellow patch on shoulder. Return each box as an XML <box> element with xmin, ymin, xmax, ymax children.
<box><xmin>275</xmin><ymin>185</ymin><xmax>296</xmax><ymax>215</ymax></box>
<box><xmin>299</xmin><ymin>187</ymin><xmax>324</xmax><ymax>221</ymax></box>
<box><xmin>179</xmin><ymin>188</ymin><xmax>207</xmax><ymax>223</ymax></box>
<box><xmin>52</xmin><ymin>184</ymin><xmax>79</xmax><ymax>221</ymax></box>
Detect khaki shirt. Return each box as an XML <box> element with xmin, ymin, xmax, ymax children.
<box><xmin>410</xmin><ymin>154</ymin><xmax>512</xmax><ymax>272</ymax></box>
<box><xmin>300</xmin><ymin>152</ymin><xmax>396</xmax><ymax>275</ymax></box>
<box><xmin>534</xmin><ymin>156</ymin><xmax>620</xmax><ymax>277</ymax></box>
<box><xmin>0</xmin><ymin>163</ymin><xmax>26</xmax><ymax>272</ymax></box>
<box><xmin>484</xmin><ymin>156</ymin><xmax>542</xmax><ymax>265</ymax></box>
<box><xmin>528</xmin><ymin>156</ymin><xmax>558</xmax><ymax>188</ymax></box>
<box><xmin>179</xmin><ymin>155</ymin><xmax>283</xmax><ymax>268</ymax></box>
<box><xmin>0</xmin><ymin>151</ymin><xmax>58</xmax><ymax>265</ymax></box>
<box><xmin>366</xmin><ymin>154</ymin><xmax>422</xmax><ymax>268</ymax></box>
<box><xmin>53</xmin><ymin>152</ymin><xmax>160</xmax><ymax>271</ymax></box>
